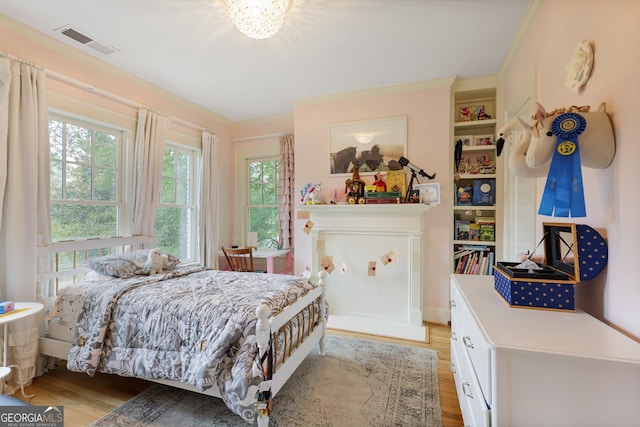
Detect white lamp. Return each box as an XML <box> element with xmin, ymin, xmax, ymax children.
<box><xmin>226</xmin><ymin>0</ymin><xmax>290</xmax><ymax>40</ymax></box>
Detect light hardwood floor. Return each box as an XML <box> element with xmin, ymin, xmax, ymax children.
<box><xmin>14</xmin><ymin>323</ymin><xmax>463</xmax><ymax>427</ymax></box>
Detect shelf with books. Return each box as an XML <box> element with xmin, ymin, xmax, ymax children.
<box><xmin>451</xmin><ymin>81</ymin><xmax>500</xmax><ymax>276</ymax></box>
<box><xmin>453</xmin><ymin>244</ymin><xmax>495</xmax><ymax>275</ymax></box>
<box><xmin>453</xmin><ymin>205</ymin><xmax>495</xmax><ymax>212</ymax></box>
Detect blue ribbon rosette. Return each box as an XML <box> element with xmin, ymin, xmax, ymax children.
<box><xmin>538</xmin><ymin>112</ymin><xmax>587</xmax><ymax>217</ymax></box>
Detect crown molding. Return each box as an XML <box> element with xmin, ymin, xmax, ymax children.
<box><xmin>291</xmin><ymin>76</ymin><xmax>456</xmax><ymax>108</ymax></box>
<box><xmin>498</xmin><ymin>0</ymin><xmax>545</xmax><ymax>79</ymax></box>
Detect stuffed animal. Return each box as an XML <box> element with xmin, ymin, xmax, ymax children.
<box><xmin>301</xmin><ymin>182</ymin><xmax>321</xmax><ymax>205</ymax></box>
<box><xmin>145</xmin><ymin>248</ymin><xmax>165</xmax><ymax>275</ymax></box>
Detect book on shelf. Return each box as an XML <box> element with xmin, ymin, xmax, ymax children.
<box><xmin>469</xmin><ymin>223</ymin><xmax>481</xmax><ymax>241</ymax></box>
<box><xmin>456</xmin><ymin>184</ymin><xmax>473</xmax><ymax>206</ymax></box>
<box><xmin>454</xmin><ymin>219</ymin><xmax>470</xmax><ymax>240</ymax></box>
<box><xmin>472</xmin><ymin>179</ymin><xmax>496</xmax><ymax>206</ymax></box>
<box><xmin>454</xmin><ymin>249</ymin><xmax>475</xmax><ymax>259</ymax></box>
<box><xmin>365</xmin><ymin>191</ymin><xmax>401</xmax><ymax>199</ymax></box>
<box><xmin>385</xmin><ymin>170</ymin><xmax>406</xmax><ymax>198</ymax></box>
<box><xmin>479</xmin><ymin>223</ymin><xmax>495</xmax><ymax>242</ymax></box>
<box><xmin>475</xmin><ymin>216</ymin><xmax>495</xmax><ymax>224</ymax></box>
<box><xmin>454</xmin><ymin>245</ymin><xmax>495</xmax><ymax>275</ymax></box>
<box><xmin>365</xmin><ymin>198</ymin><xmax>400</xmax><ymax>204</ymax></box>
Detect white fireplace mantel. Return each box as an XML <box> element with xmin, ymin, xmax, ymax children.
<box><xmin>306</xmin><ymin>204</ymin><xmax>432</xmax><ymax>341</ymax></box>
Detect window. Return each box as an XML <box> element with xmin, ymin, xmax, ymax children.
<box><xmin>247</xmin><ymin>158</ymin><xmax>280</xmax><ymax>248</ymax></box>
<box><xmin>154</xmin><ymin>143</ymin><xmax>199</xmax><ymax>263</ymax></box>
<box><xmin>49</xmin><ymin>115</ymin><xmax>124</xmax><ymax>241</ymax></box>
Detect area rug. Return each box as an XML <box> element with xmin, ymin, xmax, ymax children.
<box><xmin>91</xmin><ymin>335</ymin><xmax>442</xmax><ymax>427</ymax></box>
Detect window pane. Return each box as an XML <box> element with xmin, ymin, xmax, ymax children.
<box><xmin>249</xmin><ymin>184</ymin><xmax>262</xmax><ymax>204</ymax></box>
<box><xmin>248</xmin><ymin>207</ymin><xmax>278</xmax><ymax>242</ymax></box>
<box><xmin>161</xmin><ymin>177</ymin><xmax>175</xmax><ymax>204</ymax></box>
<box><xmin>65</xmin><ymin>163</ymin><xmax>92</xmax><ymax>200</ymax></box>
<box><xmin>49</xmin><ymin>120</ymin><xmax>63</xmax><ymax>161</ymax></box>
<box><xmin>163</xmin><ymin>151</ymin><xmax>175</xmax><ymax>176</ymax></box>
<box><xmin>65</xmin><ymin>124</ymin><xmax>91</xmax><ymax>163</ymax></box>
<box><xmin>263</xmin><ymin>161</ymin><xmax>277</xmax><ymax>183</ymax></box>
<box><xmin>176</xmin><ymin>152</ymin><xmax>189</xmax><ymax>176</ymax></box>
<box><xmin>94</xmin><ymin>167</ymin><xmax>116</xmax><ymax>201</ymax></box>
<box><xmin>176</xmin><ymin>178</ymin><xmax>188</xmax><ymax>205</ymax></box>
<box><xmin>51</xmin><ymin>204</ymin><xmax>118</xmax><ymax>241</ymax></box>
<box><xmin>263</xmin><ymin>182</ymin><xmax>276</xmax><ymax>204</ymax></box>
<box><xmin>50</xmin><ymin>160</ymin><xmax>63</xmax><ymax>199</ymax></box>
<box><xmin>155</xmin><ymin>206</ymin><xmax>190</xmax><ymax>260</ymax></box>
<box><xmin>249</xmin><ymin>161</ymin><xmax>262</xmax><ymax>184</ymax></box>
<box><xmin>95</xmin><ymin>131</ymin><xmax>117</xmax><ymax>168</ymax></box>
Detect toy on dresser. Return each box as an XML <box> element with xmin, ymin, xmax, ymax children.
<box><xmin>494</xmin><ymin>222</ymin><xmax>608</xmax><ymax>311</ymax></box>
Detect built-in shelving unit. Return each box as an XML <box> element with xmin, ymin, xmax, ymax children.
<box><xmin>451</xmin><ymin>82</ymin><xmax>501</xmax><ymax>275</ymax></box>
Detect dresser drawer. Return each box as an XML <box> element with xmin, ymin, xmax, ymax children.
<box><xmin>451</xmin><ymin>339</ymin><xmax>491</xmax><ymax>427</ymax></box>
<box><xmin>459</xmin><ymin>299</ymin><xmax>492</xmax><ymax>404</ymax></box>
<box><xmin>450</xmin><ymin>279</ymin><xmax>492</xmax><ymax>403</ymax></box>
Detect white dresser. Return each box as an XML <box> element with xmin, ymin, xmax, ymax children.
<box><xmin>450</xmin><ymin>274</ymin><xmax>640</xmax><ymax>427</ymax></box>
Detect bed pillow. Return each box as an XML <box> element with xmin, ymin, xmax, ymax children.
<box><xmin>87</xmin><ymin>249</ymin><xmax>180</xmax><ymax>278</ymax></box>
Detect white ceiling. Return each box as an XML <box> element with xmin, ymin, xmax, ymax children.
<box><xmin>0</xmin><ymin>0</ymin><xmax>531</xmax><ymax>122</ymax></box>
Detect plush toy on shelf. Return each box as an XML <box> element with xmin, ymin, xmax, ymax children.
<box><xmin>345</xmin><ymin>167</ymin><xmax>365</xmax><ymax>204</ymax></box>
<box><xmin>300</xmin><ymin>182</ymin><xmax>321</xmax><ymax>205</ymax></box>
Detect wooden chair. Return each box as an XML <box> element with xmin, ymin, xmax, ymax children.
<box><xmin>222</xmin><ymin>247</ymin><xmax>255</xmax><ymax>272</ymax></box>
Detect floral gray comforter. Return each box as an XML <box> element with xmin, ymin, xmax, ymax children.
<box><xmin>61</xmin><ymin>266</ymin><xmax>316</xmax><ymax>423</ymax></box>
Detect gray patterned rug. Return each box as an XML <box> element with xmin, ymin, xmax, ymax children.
<box><xmin>91</xmin><ymin>335</ymin><xmax>442</xmax><ymax>426</ymax></box>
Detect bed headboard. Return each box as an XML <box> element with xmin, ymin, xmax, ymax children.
<box><xmin>37</xmin><ymin>235</ymin><xmax>157</xmax><ymax>294</ymax></box>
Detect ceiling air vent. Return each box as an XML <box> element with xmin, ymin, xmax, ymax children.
<box><xmin>55</xmin><ymin>25</ymin><xmax>119</xmax><ymax>56</ymax></box>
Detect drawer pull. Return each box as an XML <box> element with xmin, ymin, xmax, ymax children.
<box><xmin>462</xmin><ymin>381</ymin><xmax>474</xmax><ymax>398</ymax></box>
<box><xmin>451</xmin><ymin>331</ymin><xmax>458</xmax><ymax>341</ymax></box>
<box><xmin>450</xmin><ymin>363</ymin><xmax>457</xmax><ymax>374</ymax></box>
<box><xmin>450</xmin><ymin>299</ymin><xmax>457</xmax><ymax>308</ymax></box>
<box><xmin>463</xmin><ymin>336</ymin><xmax>474</xmax><ymax>349</ymax></box>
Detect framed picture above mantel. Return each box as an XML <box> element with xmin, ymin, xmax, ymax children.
<box><xmin>329</xmin><ymin>116</ymin><xmax>407</xmax><ymax>176</ymax></box>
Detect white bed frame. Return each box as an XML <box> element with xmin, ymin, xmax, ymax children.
<box><xmin>37</xmin><ymin>236</ymin><xmax>327</xmax><ymax>426</ymax></box>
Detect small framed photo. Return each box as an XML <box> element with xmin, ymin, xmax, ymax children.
<box><xmin>474</xmin><ymin>134</ymin><xmax>493</xmax><ymax>146</ymax></box>
<box><xmin>414</xmin><ymin>182</ymin><xmax>441</xmax><ymax>205</ymax></box>
<box><xmin>407</xmin><ymin>189</ymin><xmax>421</xmax><ymax>204</ymax></box>
<box><xmin>457</xmin><ymin>135</ymin><xmax>473</xmax><ymax>146</ymax></box>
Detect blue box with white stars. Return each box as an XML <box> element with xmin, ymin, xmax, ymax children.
<box><xmin>494</xmin><ymin>223</ymin><xmax>608</xmax><ymax>311</ymax></box>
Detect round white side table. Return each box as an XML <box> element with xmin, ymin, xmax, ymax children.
<box><xmin>0</xmin><ymin>302</ymin><xmax>44</xmax><ymax>380</ymax></box>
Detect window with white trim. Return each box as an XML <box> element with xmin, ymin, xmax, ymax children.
<box><xmin>247</xmin><ymin>157</ymin><xmax>280</xmax><ymax>248</ymax></box>
<box><xmin>49</xmin><ymin>114</ymin><xmax>124</xmax><ymax>241</ymax></box>
<box><xmin>154</xmin><ymin>143</ymin><xmax>199</xmax><ymax>263</ymax></box>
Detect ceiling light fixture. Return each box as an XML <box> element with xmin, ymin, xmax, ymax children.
<box><xmin>226</xmin><ymin>0</ymin><xmax>290</xmax><ymax>40</ymax></box>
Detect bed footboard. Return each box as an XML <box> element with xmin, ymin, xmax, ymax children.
<box><xmin>255</xmin><ymin>270</ymin><xmax>327</xmax><ymax>426</ymax></box>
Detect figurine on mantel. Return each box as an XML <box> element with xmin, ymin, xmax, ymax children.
<box><xmin>301</xmin><ymin>182</ymin><xmax>321</xmax><ymax>205</ymax></box>
<box><xmin>345</xmin><ymin>166</ymin><xmax>366</xmax><ymax>204</ymax></box>
<box><xmin>372</xmin><ymin>172</ymin><xmax>387</xmax><ymax>192</ymax></box>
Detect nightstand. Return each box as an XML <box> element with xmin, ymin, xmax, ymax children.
<box><xmin>0</xmin><ymin>302</ymin><xmax>44</xmax><ymax>380</ymax></box>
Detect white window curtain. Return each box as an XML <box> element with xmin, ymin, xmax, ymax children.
<box><xmin>278</xmin><ymin>133</ymin><xmax>294</xmax><ymax>249</ymax></box>
<box><xmin>0</xmin><ymin>58</ymin><xmax>50</xmax><ymax>394</ymax></box>
<box><xmin>132</xmin><ymin>109</ymin><xmax>170</xmax><ymax>238</ymax></box>
<box><xmin>199</xmin><ymin>131</ymin><xmax>219</xmax><ymax>268</ymax></box>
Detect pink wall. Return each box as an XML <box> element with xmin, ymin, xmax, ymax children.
<box><xmin>501</xmin><ymin>0</ymin><xmax>640</xmax><ymax>339</ymax></box>
<box><xmin>292</xmin><ymin>82</ymin><xmax>454</xmax><ymax>322</ymax></box>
